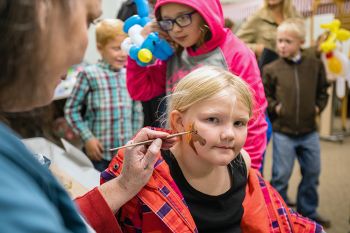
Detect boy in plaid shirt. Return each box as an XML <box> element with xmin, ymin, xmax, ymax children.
<box><xmin>65</xmin><ymin>19</ymin><xmax>143</xmax><ymax>171</ymax></box>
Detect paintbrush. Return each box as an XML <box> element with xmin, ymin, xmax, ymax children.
<box><xmin>109</xmin><ymin>130</ymin><xmax>196</xmax><ymax>152</ymax></box>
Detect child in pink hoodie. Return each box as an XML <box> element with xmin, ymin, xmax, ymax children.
<box><xmin>126</xmin><ymin>0</ymin><xmax>267</xmax><ymax>169</ymax></box>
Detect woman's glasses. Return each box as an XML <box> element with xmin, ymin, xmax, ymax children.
<box><xmin>158</xmin><ymin>11</ymin><xmax>197</xmax><ymax>31</ymax></box>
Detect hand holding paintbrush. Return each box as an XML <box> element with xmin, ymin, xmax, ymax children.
<box><xmin>110</xmin><ymin>130</ymin><xmax>196</xmax><ymax>151</ymax></box>
<box><xmin>110</xmin><ymin>122</ymin><xmax>207</xmax><ymax>152</ymax></box>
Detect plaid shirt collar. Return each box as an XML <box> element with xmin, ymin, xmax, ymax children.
<box><xmin>97</xmin><ymin>59</ymin><xmax>120</xmax><ymax>72</ymax></box>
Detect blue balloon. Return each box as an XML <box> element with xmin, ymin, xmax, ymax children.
<box><xmin>136</xmin><ymin>60</ymin><xmax>148</xmax><ymax>67</ymax></box>
<box><xmin>129</xmin><ymin>46</ymin><xmax>140</xmax><ymax>61</ymax></box>
<box><xmin>134</xmin><ymin>0</ymin><xmax>149</xmax><ymax>18</ymax></box>
<box><xmin>140</xmin><ymin>17</ymin><xmax>151</xmax><ymax>27</ymax></box>
<box><xmin>142</xmin><ymin>34</ymin><xmax>156</xmax><ymax>51</ymax></box>
<box><xmin>123</xmin><ymin>15</ymin><xmax>141</xmax><ymax>33</ymax></box>
<box><xmin>123</xmin><ymin>0</ymin><xmax>174</xmax><ymax>65</ymax></box>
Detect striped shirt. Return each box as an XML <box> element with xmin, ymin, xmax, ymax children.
<box><xmin>65</xmin><ymin>60</ymin><xmax>143</xmax><ymax>160</ymax></box>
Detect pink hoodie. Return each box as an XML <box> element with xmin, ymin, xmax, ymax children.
<box><xmin>126</xmin><ymin>0</ymin><xmax>267</xmax><ymax>169</ymax></box>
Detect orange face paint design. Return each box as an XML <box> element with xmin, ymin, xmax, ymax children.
<box><xmin>185</xmin><ymin>123</ymin><xmax>206</xmax><ymax>154</ymax></box>
<box><xmin>185</xmin><ymin>123</ymin><xmax>194</xmax><ymax>144</ymax></box>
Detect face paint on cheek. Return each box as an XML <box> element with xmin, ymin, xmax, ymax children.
<box><xmin>185</xmin><ymin>123</ymin><xmax>194</xmax><ymax>144</ymax></box>
<box><xmin>185</xmin><ymin>123</ymin><xmax>207</xmax><ymax>154</ymax></box>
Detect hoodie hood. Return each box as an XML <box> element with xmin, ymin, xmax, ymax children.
<box><xmin>155</xmin><ymin>0</ymin><xmax>226</xmax><ymax>56</ymax></box>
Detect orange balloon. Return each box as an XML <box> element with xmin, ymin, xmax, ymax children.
<box><xmin>328</xmin><ymin>56</ymin><xmax>343</xmax><ymax>74</ymax></box>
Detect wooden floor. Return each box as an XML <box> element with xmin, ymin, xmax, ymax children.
<box><xmin>263</xmin><ymin>135</ymin><xmax>350</xmax><ymax>233</ymax></box>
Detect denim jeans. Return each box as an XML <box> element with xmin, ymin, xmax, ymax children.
<box><xmin>271</xmin><ymin>131</ymin><xmax>320</xmax><ymax>218</ymax></box>
<box><xmin>259</xmin><ymin>113</ymin><xmax>273</xmax><ymax>174</ymax></box>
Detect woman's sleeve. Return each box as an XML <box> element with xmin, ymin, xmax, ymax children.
<box><xmin>0</xmin><ymin>156</ymin><xmax>78</xmax><ymax>233</ymax></box>
<box><xmin>126</xmin><ymin>57</ymin><xmax>167</xmax><ymax>101</ymax></box>
<box><xmin>75</xmin><ymin>188</ymin><xmax>123</xmax><ymax>233</ymax></box>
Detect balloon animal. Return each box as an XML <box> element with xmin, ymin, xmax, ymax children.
<box><xmin>320</xmin><ymin>19</ymin><xmax>350</xmax><ymax>98</ymax></box>
<box><xmin>121</xmin><ymin>0</ymin><xmax>174</xmax><ymax>66</ymax></box>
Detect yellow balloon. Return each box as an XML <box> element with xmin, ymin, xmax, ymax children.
<box><xmin>138</xmin><ymin>48</ymin><xmax>153</xmax><ymax>63</ymax></box>
<box><xmin>328</xmin><ymin>56</ymin><xmax>342</xmax><ymax>74</ymax></box>
<box><xmin>319</xmin><ymin>19</ymin><xmax>350</xmax><ymax>53</ymax></box>
<box><xmin>320</xmin><ymin>41</ymin><xmax>336</xmax><ymax>53</ymax></box>
<box><xmin>337</xmin><ymin>29</ymin><xmax>350</xmax><ymax>41</ymax></box>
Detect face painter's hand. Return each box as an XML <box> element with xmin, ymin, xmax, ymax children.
<box><xmin>120</xmin><ymin>128</ymin><xmax>176</xmax><ymax>196</ymax></box>
<box><xmin>98</xmin><ymin>128</ymin><xmax>177</xmax><ymax>213</ymax></box>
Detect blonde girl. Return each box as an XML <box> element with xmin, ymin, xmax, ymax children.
<box><xmin>126</xmin><ymin>0</ymin><xmax>268</xmax><ymax>170</ymax></box>
<box><xmin>103</xmin><ymin>66</ymin><xmax>323</xmax><ymax>233</ymax></box>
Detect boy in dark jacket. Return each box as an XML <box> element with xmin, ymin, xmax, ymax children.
<box><xmin>263</xmin><ymin>18</ymin><xmax>330</xmax><ymax>228</ymax></box>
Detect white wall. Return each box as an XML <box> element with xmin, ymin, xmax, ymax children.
<box><xmin>304</xmin><ymin>13</ymin><xmax>334</xmax><ymax>48</ymax></box>
<box><xmin>83</xmin><ymin>0</ymin><xmax>123</xmax><ymax>63</ymax></box>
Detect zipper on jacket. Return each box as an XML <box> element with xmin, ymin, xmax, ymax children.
<box><xmin>294</xmin><ymin>65</ymin><xmax>300</xmax><ymax>130</ymax></box>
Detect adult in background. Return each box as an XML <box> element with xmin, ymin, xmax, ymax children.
<box><xmin>236</xmin><ymin>0</ymin><xmax>300</xmax><ymax>59</ymax></box>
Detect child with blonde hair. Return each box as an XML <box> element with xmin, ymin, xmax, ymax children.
<box><xmin>263</xmin><ymin>18</ymin><xmax>330</xmax><ymax>228</ymax></box>
<box><xmin>126</xmin><ymin>0</ymin><xmax>268</xmax><ymax>170</ymax></box>
<box><xmin>102</xmin><ymin>66</ymin><xmax>323</xmax><ymax>232</ymax></box>
<box><xmin>65</xmin><ymin>19</ymin><xmax>143</xmax><ymax>171</ymax></box>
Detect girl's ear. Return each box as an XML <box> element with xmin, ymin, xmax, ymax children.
<box><xmin>169</xmin><ymin>110</ymin><xmax>185</xmax><ymax>132</ymax></box>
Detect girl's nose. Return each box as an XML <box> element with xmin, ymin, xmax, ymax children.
<box><xmin>220</xmin><ymin>126</ymin><xmax>235</xmax><ymax>141</ymax></box>
<box><xmin>171</xmin><ymin>22</ymin><xmax>182</xmax><ymax>32</ymax></box>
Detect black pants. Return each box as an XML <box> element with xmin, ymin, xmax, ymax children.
<box><xmin>141</xmin><ymin>94</ymin><xmax>166</xmax><ymax>128</ymax></box>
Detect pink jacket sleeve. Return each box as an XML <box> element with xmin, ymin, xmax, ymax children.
<box><xmin>224</xmin><ymin>36</ymin><xmax>268</xmax><ymax>169</ymax></box>
<box><xmin>75</xmin><ymin>188</ymin><xmax>123</xmax><ymax>233</ymax></box>
<box><xmin>126</xmin><ymin>57</ymin><xmax>167</xmax><ymax>101</ymax></box>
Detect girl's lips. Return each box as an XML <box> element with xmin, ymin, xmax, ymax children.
<box><xmin>175</xmin><ymin>35</ymin><xmax>187</xmax><ymax>41</ymax></box>
<box><xmin>215</xmin><ymin>146</ymin><xmax>234</xmax><ymax>150</ymax></box>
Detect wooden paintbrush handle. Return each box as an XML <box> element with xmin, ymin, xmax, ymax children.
<box><xmin>109</xmin><ymin>130</ymin><xmax>194</xmax><ymax>151</ymax></box>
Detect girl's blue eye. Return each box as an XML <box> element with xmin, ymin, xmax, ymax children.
<box><xmin>234</xmin><ymin>121</ymin><xmax>246</xmax><ymax>127</ymax></box>
<box><xmin>207</xmin><ymin>117</ymin><xmax>219</xmax><ymax>124</ymax></box>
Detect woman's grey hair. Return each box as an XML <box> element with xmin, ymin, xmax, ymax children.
<box><xmin>0</xmin><ymin>0</ymin><xmax>70</xmax><ymax>110</ymax></box>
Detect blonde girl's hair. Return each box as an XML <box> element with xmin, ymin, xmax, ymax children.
<box><xmin>95</xmin><ymin>19</ymin><xmax>126</xmax><ymax>46</ymax></box>
<box><xmin>277</xmin><ymin>18</ymin><xmax>306</xmax><ymax>41</ymax></box>
<box><xmin>167</xmin><ymin>66</ymin><xmax>254</xmax><ymax>121</ymax></box>
<box><xmin>263</xmin><ymin>0</ymin><xmax>300</xmax><ymax>18</ymax></box>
